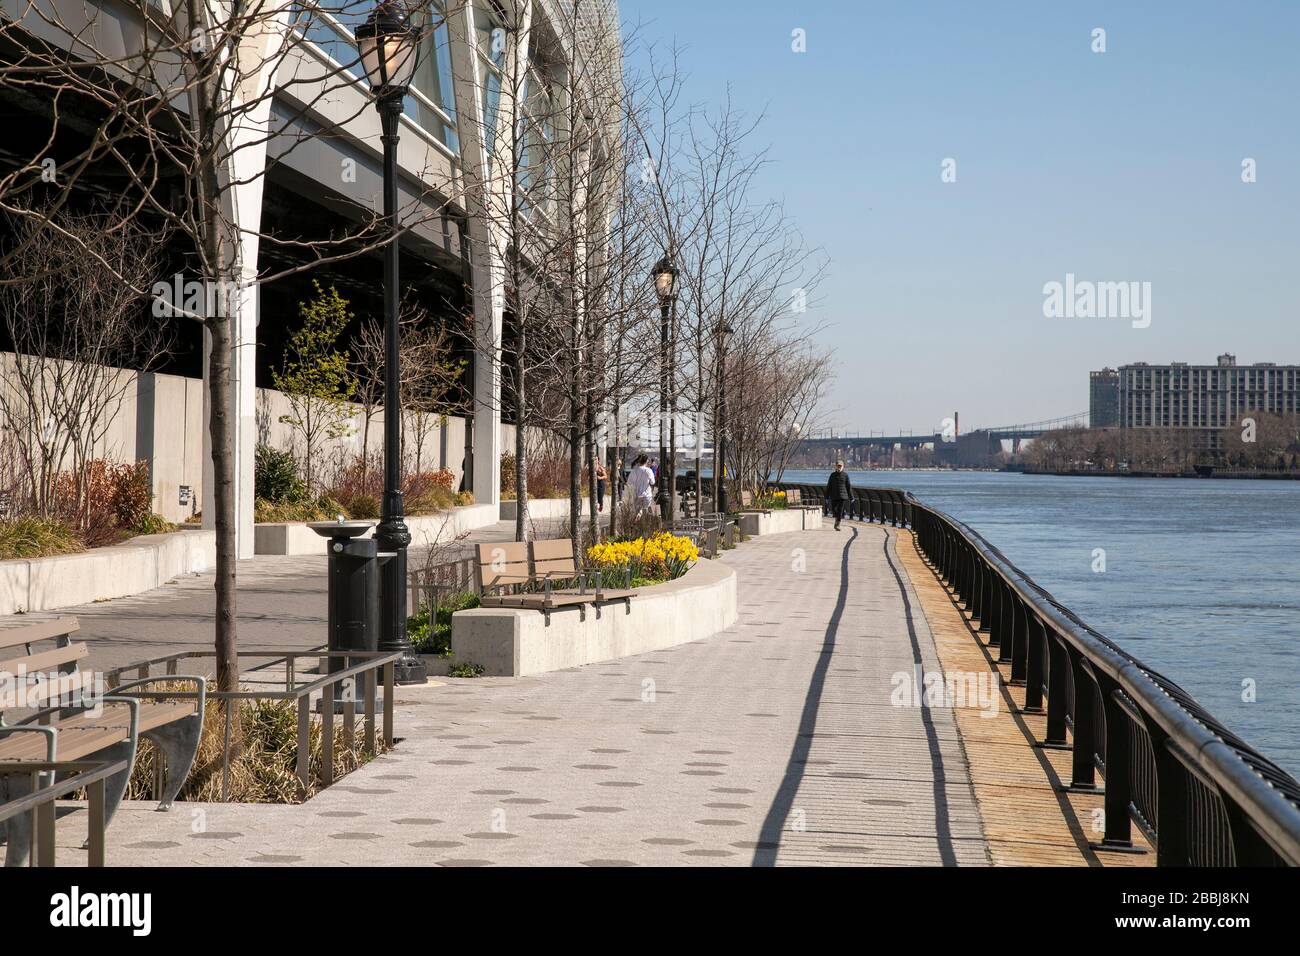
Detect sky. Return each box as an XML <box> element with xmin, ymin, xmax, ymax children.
<box><xmin>621</xmin><ymin>0</ymin><xmax>1300</xmax><ymax>434</ymax></box>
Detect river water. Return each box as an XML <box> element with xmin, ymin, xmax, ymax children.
<box><xmin>781</xmin><ymin>468</ymin><xmax>1300</xmax><ymax>777</ymax></box>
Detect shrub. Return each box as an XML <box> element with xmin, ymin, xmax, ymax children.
<box><xmin>253</xmin><ymin>496</ymin><xmax>344</xmax><ymax>524</ymax></box>
<box><xmin>53</xmin><ymin>459</ymin><xmax>155</xmax><ymax>546</ymax></box>
<box><xmin>111</xmin><ymin>461</ymin><xmax>154</xmax><ymax>529</ymax></box>
<box><xmin>131</xmin><ymin>512</ymin><xmax>175</xmax><ymax>536</ymax></box>
<box><xmin>448</xmin><ymin>661</ymin><xmax>485</xmax><ymax>678</ymax></box>
<box><xmin>326</xmin><ymin>457</ymin><xmax>459</xmax><ymax>518</ymax></box>
<box><xmin>0</xmin><ymin>517</ymin><xmax>84</xmax><ymax>560</ymax></box>
<box><xmin>255</xmin><ymin>444</ymin><xmax>307</xmax><ymax>504</ymax></box>
<box><xmin>341</xmin><ymin>492</ymin><xmax>380</xmax><ymax>519</ymax></box>
<box><xmin>408</xmin><ymin>591</ymin><xmax>479</xmax><ymax>656</ymax></box>
<box><xmin>500</xmin><ymin>453</ymin><xmax>517</xmax><ymax>497</ymax></box>
<box><xmin>404</xmin><ymin>470</ymin><xmax>456</xmax><ymax>515</ymax></box>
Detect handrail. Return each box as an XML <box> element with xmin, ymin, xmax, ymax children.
<box><xmin>773</xmin><ymin>479</ymin><xmax>1300</xmax><ymax>866</ymax></box>
<box><xmin>0</xmin><ymin>758</ymin><xmax>129</xmax><ymax>866</ymax></box>
<box><xmin>103</xmin><ymin>649</ymin><xmax>402</xmax><ymax>801</ymax></box>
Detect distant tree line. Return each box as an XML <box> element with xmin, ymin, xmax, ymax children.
<box><xmin>1019</xmin><ymin>414</ymin><xmax>1300</xmax><ymax>473</ymax></box>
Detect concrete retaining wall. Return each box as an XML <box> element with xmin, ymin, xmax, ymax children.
<box><xmin>499</xmin><ymin>497</ymin><xmax>587</xmax><ymax>521</ymax></box>
<box><xmin>450</xmin><ymin>558</ymin><xmax>737</xmax><ymax>677</ymax></box>
<box><xmin>253</xmin><ymin>503</ymin><xmax>500</xmax><ymax>555</ymax></box>
<box><xmin>737</xmin><ymin>508</ymin><xmax>823</xmax><ymax>536</ymax></box>
<box><xmin>0</xmin><ymin>529</ymin><xmax>216</xmax><ymax>614</ymax></box>
<box><xmin>0</xmin><ymin>352</ymin><xmax>541</xmax><ymax>525</ymax></box>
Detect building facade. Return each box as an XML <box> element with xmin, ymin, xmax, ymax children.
<box><xmin>1105</xmin><ymin>354</ymin><xmax>1300</xmax><ymax>448</ymax></box>
<box><xmin>1089</xmin><ymin>368</ymin><xmax>1119</xmax><ymax>428</ymax></box>
<box><xmin>0</xmin><ymin>0</ymin><xmax>623</xmax><ymax>556</ymax></box>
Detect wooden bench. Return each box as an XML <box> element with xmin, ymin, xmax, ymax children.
<box><xmin>785</xmin><ymin>487</ymin><xmax>823</xmax><ymax>511</ymax></box>
<box><xmin>474</xmin><ymin>541</ymin><xmax>591</xmax><ymax>613</ymax></box>
<box><xmin>702</xmin><ymin>527</ymin><xmax>720</xmax><ymax>559</ymax></box>
<box><xmin>0</xmin><ymin>617</ymin><xmax>204</xmax><ymax>867</ymax></box>
<box><xmin>474</xmin><ymin>540</ymin><xmax>635</xmax><ymax>614</ymax></box>
<box><xmin>532</xmin><ymin>539</ymin><xmax>634</xmax><ymax>605</ymax></box>
<box><xmin>739</xmin><ymin>490</ymin><xmax>772</xmax><ymax>515</ymax></box>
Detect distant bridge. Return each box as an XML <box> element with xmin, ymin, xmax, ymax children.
<box><xmin>801</xmin><ymin>412</ymin><xmax>1089</xmax><ymax>449</ymax></box>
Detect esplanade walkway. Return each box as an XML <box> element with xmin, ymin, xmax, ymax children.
<box><xmin>24</xmin><ymin>520</ymin><xmax>1152</xmax><ymax>867</ymax></box>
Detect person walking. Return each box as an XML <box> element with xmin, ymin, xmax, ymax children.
<box><xmin>591</xmin><ymin>459</ymin><xmax>609</xmax><ymax>513</ymax></box>
<box><xmin>625</xmin><ymin>454</ymin><xmax>656</xmax><ymax>518</ymax></box>
<box><xmin>826</xmin><ymin>460</ymin><xmax>852</xmax><ymax>530</ymax></box>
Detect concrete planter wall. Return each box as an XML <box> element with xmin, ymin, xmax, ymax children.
<box><xmin>254</xmin><ymin>503</ymin><xmax>499</xmax><ymax>555</ymax></box>
<box><xmin>450</xmin><ymin>558</ymin><xmax>737</xmax><ymax>677</ymax></box>
<box><xmin>499</xmin><ymin>497</ymin><xmax>587</xmax><ymax>521</ymax></box>
<box><xmin>0</xmin><ymin>528</ymin><xmax>215</xmax><ymax>615</ymax></box>
<box><xmin>736</xmin><ymin>508</ymin><xmax>823</xmax><ymax>536</ymax></box>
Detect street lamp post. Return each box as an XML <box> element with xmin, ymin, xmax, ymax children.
<box><xmin>356</xmin><ymin>1</ymin><xmax>425</xmax><ymax>685</ymax></box>
<box><xmin>652</xmin><ymin>256</ymin><xmax>677</xmax><ymax>523</ymax></box>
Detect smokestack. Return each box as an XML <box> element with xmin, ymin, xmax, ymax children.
<box><xmin>954</xmin><ymin>412</ymin><xmax>959</xmax><ymax>438</ymax></box>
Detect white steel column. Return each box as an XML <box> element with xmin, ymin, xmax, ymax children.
<box><xmin>449</xmin><ymin>1</ymin><xmax>534</xmax><ymax>508</ymax></box>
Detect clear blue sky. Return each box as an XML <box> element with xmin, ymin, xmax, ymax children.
<box><xmin>622</xmin><ymin>0</ymin><xmax>1300</xmax><ymax>433</ymax></box>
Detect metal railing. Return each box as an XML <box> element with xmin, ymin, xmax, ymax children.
<box><xmin>0</xmin><ymin>758</ymin><xmax>127</xmax><ymax>866</ymax></box>
<box><xmin>409</xmin><ymin>557</ymin><xmax>476</xmax><ymax>611</ymax></box>
<box><xmin>773</xmin><ymin>480</ymin><xmax>1300</xmax><ymax>866</ymax></box>
<box><xmin>105</xmin><ymin>649</ymin><xmax>402</xmax><ymax>800</ymax></box>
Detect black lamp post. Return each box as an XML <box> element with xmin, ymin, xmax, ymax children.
<box><xmin>356</xmin><ymin>1</ymin><xmax>425</xmax><ymax>684</ymax></box>
<box><xmin>716</xmin><ymin>323</ymin><xmax>733</xmax><ymax>514</ymax></box>
<box><xmin>652</xmin><ymin>256</ymin><xmax>677</xmax><ymax>523</ymax></box>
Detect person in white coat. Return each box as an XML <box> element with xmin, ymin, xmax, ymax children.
<box><xmin>625</xmin><ymin>454</ymin><xmax>656</xmax><ymax>517</ymax></box>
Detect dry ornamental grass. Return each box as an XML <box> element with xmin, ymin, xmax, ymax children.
<box><xmin>125</xmin><ymin>689</ymin><xmax>384</xmax><ymax>804</ymax></box>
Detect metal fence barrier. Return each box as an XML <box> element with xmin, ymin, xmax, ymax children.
<box><xmin>105</xmin><ymin>649</ymin><xmax>402</xmax><ymax>800</ymax></box>
<box><xmin>0</xmin><ymin>758</ymin><xmax>127</xmax><ymax>866</ymax></box>
<box><xmin>772</xmin><ymin>480</ymin><xmax>1300</xmax><ymax>866</ymax></box>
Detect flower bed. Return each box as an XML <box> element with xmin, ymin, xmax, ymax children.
<box><xmin>586</xmin><ymin>531</ymin><xmax>699</xmax><ymax>586</ymax></box>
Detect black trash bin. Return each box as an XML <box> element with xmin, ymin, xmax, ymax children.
<box><xmin>309</xmin><ymin>520</ymin><xmax>380</xmax><ymax>710</ymax></box>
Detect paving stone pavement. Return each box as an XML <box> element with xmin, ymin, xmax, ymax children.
<box><xmin>0</xmin><ymin>519</ymin><xmax>587</xmax><ymax>674</ymax></box>
<box><xmin>52</xmin><ymin>522</ymin><xmax>991</xmax><ymax>866</ymax></box>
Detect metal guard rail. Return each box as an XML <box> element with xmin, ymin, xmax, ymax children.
<box><xmin>773</xmin><ymin>480</ymin><xmax>1300</xmax><ymax>866</ymax></box>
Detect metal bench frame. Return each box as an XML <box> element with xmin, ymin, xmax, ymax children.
<box><xmin>0</xmin><ymin>617</ymin><xmax>205</xmax><ymax>867</ymax></box>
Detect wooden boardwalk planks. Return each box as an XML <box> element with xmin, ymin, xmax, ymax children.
<box><xmin>892</xmin><ymin>527</ymin><xmax>1154</xmax><ymax>867</ymax></box>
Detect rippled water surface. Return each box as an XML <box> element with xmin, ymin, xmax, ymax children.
<box><xmin>782</xmin><ymin>468</ymin><xmax>1300</xmax><ymax>776</ymax></box>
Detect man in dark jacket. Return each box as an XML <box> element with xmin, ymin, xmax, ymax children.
<box><xmin>826</xmin><ymin>460</ymin><xmax>852</xmax><ymax>530</ymax></box>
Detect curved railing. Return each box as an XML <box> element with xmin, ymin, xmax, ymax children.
<box><xmin>772</xmin><ymin>480</ymin><xmax>1300</xmax><ymax>866</ymax></box>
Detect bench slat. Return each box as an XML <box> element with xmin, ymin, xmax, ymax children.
<box><xmin>0</xmin><ymin>669</ymin><xmax>95</xmax><ymax>710</ymax></box>
<box><xmin>0</xmin><ymin>617</ymin><xmax>80</xmax><ymax>651</ymax></box>
<box><xmin>0</xmin><ymin>641</ymin><xmax>89</xmax><ymax>677</ymax></box>
<box><xmin>0</xmin><ymin>725</ymin><xmax>132</xmax><ymax>762</ymax></box>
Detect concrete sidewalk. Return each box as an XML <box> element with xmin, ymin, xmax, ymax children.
<box><xmin>0</xmin><ymin>518</ymin><xmax>587</xmax><ymax>674</ymax></box>
<box><xmin>50</xmin><ymin>523</ymin><xmax>990</xmax><ymax>866</ymax></box>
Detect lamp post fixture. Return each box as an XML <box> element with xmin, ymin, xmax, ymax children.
<box><xmin>356</xmin><ymin>1</ymin><xmax>424</xmax><ymax>684</ymax></box>
<box><xmin>716</xmin><ymin>322</ymin><xmax>733</xmax><ymax>515</ymax></box>
<box><xmin>652</xmin><ymin>256</ymin><xmax>677</xmax><ymax>523</ymax></box>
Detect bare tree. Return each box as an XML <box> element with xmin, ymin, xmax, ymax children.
<box><xmin>0</xmin><ymin>207</ymin><xmax>170</xmax><ymax>522</ymax></box>
<box><xmin>0</xmin><ymin>1</ymin><xmax>465</xmax><ymax>689</ymax></box>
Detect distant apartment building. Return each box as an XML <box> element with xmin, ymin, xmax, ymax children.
<box><xmin>1096</xmin><ymin>354</ymin><xmax>1300</xmax><ymax>448</ymax></box>
<box><xmin>1089</xmin><ymin>368</ymin><xmax>1119</xmax><ymax>427</ymax></box>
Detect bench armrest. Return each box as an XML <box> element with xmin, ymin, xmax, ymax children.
<box><xmin>17</xmin><ymin>695</ymin><xmax>140</xmax><ymax>736</ymax></box>
<box><xmin>0</xmin><ymin>725</ymin><xmax>58</xmax><ymax>762</ymax></box>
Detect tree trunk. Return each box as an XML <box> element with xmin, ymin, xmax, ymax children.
<box><xmin>585</xmin><ymin>402</ymin><xmax>599</xmax><ymax>545</ymax></box>
<box><xmin>193</xmin><ymin>45</ymin><xmax>238</xmax><ymax>694</ymax></box>
<box><xmin>513</xmin><ymin>345</ymin><xmax>528</xmax><ymax>542</ymax></box>
<box><xmin>206</xmin><ymin>312</ymin><xmax>239</xmax><ymax>693</ymax></box>
<box><xmin>568</xmin><ymin>379</ymin><xmax>581</xmax><ymax>544</ymax></box>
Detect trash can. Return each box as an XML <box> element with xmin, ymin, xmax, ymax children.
<box><xmin>309</xmin><ymin>520</ymin><xmax>379</xmax><ymax>710</ymax></box>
